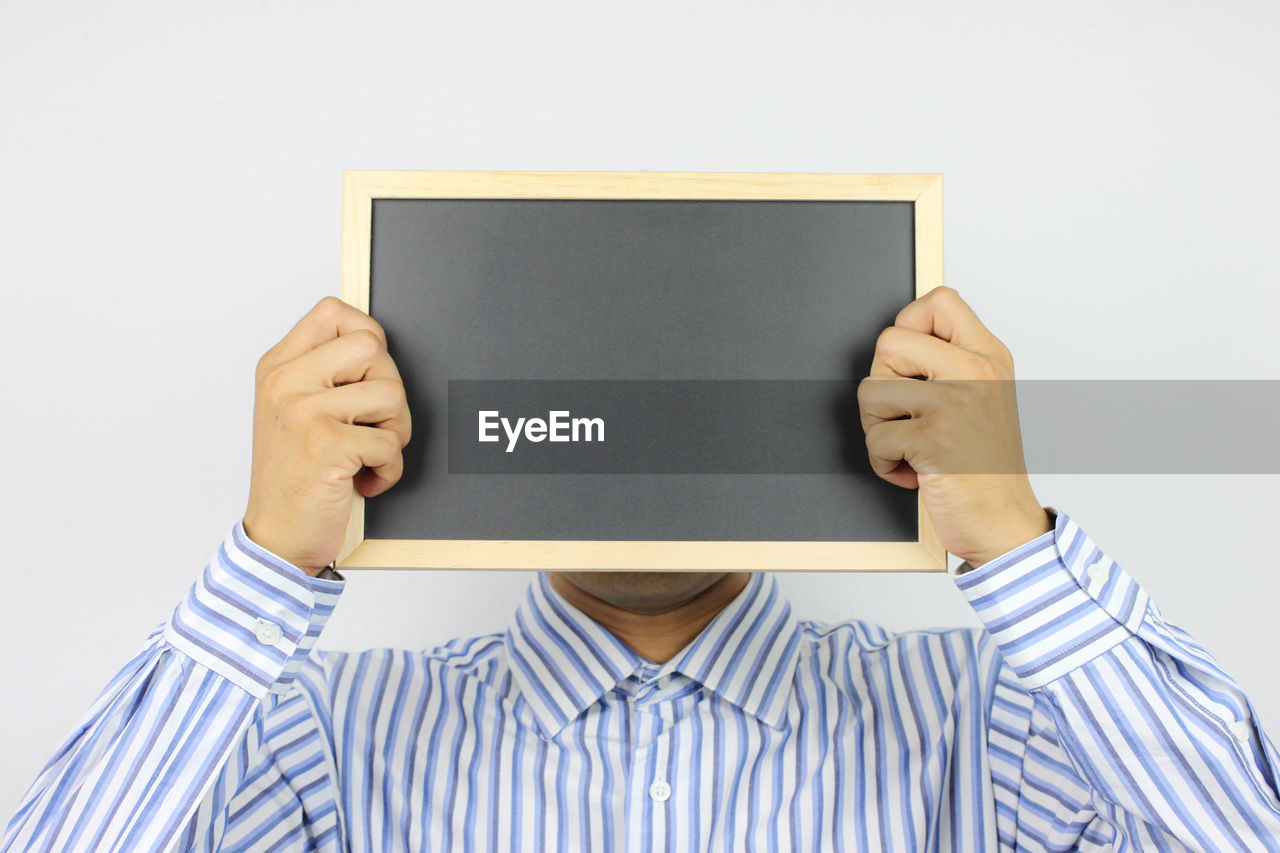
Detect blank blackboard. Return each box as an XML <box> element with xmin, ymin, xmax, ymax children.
<box><xmin>337</xmin><ymin>171</ymin><xmax>947</xmax><ymax>572</ymax></box>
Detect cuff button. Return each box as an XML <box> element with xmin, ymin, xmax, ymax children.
<box><xmin>254</xmin><ymin>618</ymin><xmax>283</xmax><ymax>645</ymax></box>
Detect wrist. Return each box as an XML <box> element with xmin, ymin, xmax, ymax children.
<box><xmin>960</xmin><ymin>506</ymin><xmax>1053</xmax><ymax>569</ymax></box>
<box><xmin>241</xmin><ymin>515</ymin><xmax>330</xmax><ymax>578</ymax></box>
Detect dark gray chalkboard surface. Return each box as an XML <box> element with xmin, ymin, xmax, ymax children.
<box><xmin>336</xmin><ymin>172</ymin><xmax>946</xmax><ymax>571</ymax></box>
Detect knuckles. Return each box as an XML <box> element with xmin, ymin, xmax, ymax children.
<box><xmin>313</xmin><ymin>296</ymin><xmax>349</xmax><ymax>325</ymax></box>
<box><xmin>314</xmin><ymin>297</ymin><xmax>388</xmax><ymax>344</ymax></box>
<box><xmin>257</xmin><ymin>362</ymin><xmax>292</xmax><ymax>402</ymax></box>
<box><xmin>302</xmin><ymin>417</ymin><xmax>341</xmax><ymax>457</ymax></box>
<box><xmin>872</xmin><ymin>326</ymin><xmax>904</xmax><ymax>362</ymax></box>
<box><xmin>311</xmin><ymin>296</ymin><xmax>347</xmax><ymax>334</ymax></box>
<box><xmin>855</xmin><ymin>375</ymin><xmax>874</xmax><ymax>405</ymax></box>
<box><xmin>993</xmin><ymin>340</ymin><xmax>1015</xmax><ymax>371</ymax></box>
<box><xmin>275</xmin><ymin>394</ymin><xmax>317</xmax><ymax>431</ymax></box>
<box><xmin>855</xmin><ymin>375</ymin><xmax>893</xmax><ymax>412</ymax></box>
<box><xmin>399</xmin><ymin>412</ymin><xmax>413</xmax><ymax>447</ymax></box>
<box><xmin>875</xmin><ymin>325</ymin><xmax>901</xmax><ymax>351</ymax></box>
<box><xmin>254</xmin><ymin>348</ymin><xmax>279</xmax><ymax>382</ymax></box>
<box><xmin>863</xmin><ymin>420</ymin><xmax>889</xmax><ymax>448</ymax></box>
<box><xmin>969</xmin><ymin>351</ymin><xmax>1010</xmax><ymax>381</ymax></box>
<box><xmin>347</xmin><ymin>327</ymin><xmax>386</xmax><ymax>357</ymax></box>
<box><xmin>380</xmin><ymin>427</ymin><xmax>402</xmax><ymax>456</ymax></box>
<box><xmin>895</xmin><ymin>285</ymin><xmax>958</xmax><ymax>324</ymax></box>
<box><xmin>931</xmin><ymin>381</ymin><xmax>967</xmax><ymax>409</ymax></box>
<box><xmin>955</xmin><ymin>348</ymin><xmax>993</xmax><ymax>379</ymax></box>
<box><xmin>870</xmin><ymin>322</ymin><xmax>1012</xmax><ymax>381</ymax></box>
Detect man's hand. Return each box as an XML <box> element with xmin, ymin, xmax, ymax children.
<box><xmin>857</xmin><ymin>286</ymin><xmax>1051</xmax><ymax>569</ymax></box>
<box><xmin>242</xmin><ymin>297</ymin><xmax>412</xmax><ymax>576</ymax></box>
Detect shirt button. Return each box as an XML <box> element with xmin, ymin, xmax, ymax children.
<box><xmin>1086</xmin><ymin>561</ymin><xmax>1108</xmax><ymax>585</ymax></box>
<box><xmin>254</xmin><ymin>618</ymin><xmax>283</xmax><ymax>645</ymax></box>
<box><xmin>1230</xmin><ymin>719</ymin><xmax>1252</xmax><ymax>742</ymax></box>
<box><xmin>649</xmin><ymin>779</ymin><xmax>671</xmax><ymax>802</ymax></box>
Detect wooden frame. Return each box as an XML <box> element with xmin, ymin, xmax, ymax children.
<box><xmin>336</xmin><ymin>170</ymin><xmax>946</xmax><ymax>572</ymax></box>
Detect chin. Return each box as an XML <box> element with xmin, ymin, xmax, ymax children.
<box><xmin>553</xmin><ymin>571</ymin><xmax>732</xmax><ymax>614</ymax></box>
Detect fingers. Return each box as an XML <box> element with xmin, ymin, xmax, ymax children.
<box><xmin>314</xmin><ymin>379</ymin><xmax>412</xmax><ymax>448</ymax></box>
<box><xmin>259</xmin><ymin>296</ymin><xmax>389</xmax><ymax>375</ymax></box>
<box><xmin>337</xmin><ymin>422</ymin><xmax>405</xmax><ymax>497</ymax></box>
<box><xmin>287</xmin><ymin>329</ymin><xmax>404</xmax><ymax>388</ymax></box>
<box><xmin>275</xmin><ymin>334</ymin><xmax>412</xmax><ymax>447</ymax></box>
<box><xmin>869</xmin><ymin>326</ymin><xmax>978</xmax><ymax>380</ymax></box>
<box><xmin>864</xmin><ymin>418</ymin><xmax>921</xmax><ymax>488</ymax></box>
<box><xmin>242</xmin><ymin>299</ymin><xmax>408</xmax><ymax>572</ymax></box>
<box><xmin>857</xmin><ymin>375</ymin><xmax>937</xmax><ymax>432</ymax></box>
<box><xmin>857</xmin><ymin>286</ymin><xmax>1022</xmax><ymax>496</ymax></box>
<box><xmin>870</xmin><ymin>288</ymin><xmax>1013</xmax><ymax>381</ymax></box>
<box><xmin>254</xmin><ymin>309</ymin><xmax>412</xmax><ymax>462</ymax></box>
<box><xmin>894</xmin><ymin>285</ymin><xmax>999</xmax><ymax>353</ymax></box>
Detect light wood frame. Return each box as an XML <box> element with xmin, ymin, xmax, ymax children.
<box><xmin>337</xmin><ymin>170</ymin><xmax>946</xmax><ymax>572</ymax></box>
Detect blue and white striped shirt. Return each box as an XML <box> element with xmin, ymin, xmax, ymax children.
<box><xmin>5</xmin><ymin>508</ymin><xmax>1280</xmax><ymax>851</ymax></box>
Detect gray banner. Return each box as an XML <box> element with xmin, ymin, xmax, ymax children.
<box><xmin>445</xmin><ymin>380</ymin><xmax>1280</xmax><ymax>474</ymax></box>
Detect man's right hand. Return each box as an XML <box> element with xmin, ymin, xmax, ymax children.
<box><xmin>242</xmin><ymin>296</ymin><xmax>412</xmax><ymax>576</ymax></box>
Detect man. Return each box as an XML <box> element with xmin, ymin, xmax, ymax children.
<box><xmin>5</xmin><ymin>287</ymin><xmax>1279</xmax><ymax>851</ymax></box>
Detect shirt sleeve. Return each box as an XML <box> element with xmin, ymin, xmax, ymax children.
<box><xmin>1</xmin><ymin>520</ymin><xmax>344</xmax><ymax>853</ymax></box>
<box><xmin>955</xmin><ymin>507</ymin><xmax>1280</xmax><ymax>850</ymax></box>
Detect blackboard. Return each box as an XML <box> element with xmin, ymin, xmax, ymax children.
<box><xmin>337</xmin><ymin>172</ymin><xmax>946</xmax><ymax>572</ymax></box>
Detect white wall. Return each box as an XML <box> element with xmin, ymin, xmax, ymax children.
<box><xmin>3</xmin><ymin>0</ymin><xmax>1278</xmax><ymax>812</ymax></box>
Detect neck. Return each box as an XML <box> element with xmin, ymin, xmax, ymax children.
<box><xmin>548</xmin><ymin>573</ymin><xmax>753</xmax><ymax>664</ymax></box>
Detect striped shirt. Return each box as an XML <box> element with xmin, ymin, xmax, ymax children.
<box><xmin>5</xmin><ymin>508</ymin><xmax>1280</xmax><ymax>851</ymax></box>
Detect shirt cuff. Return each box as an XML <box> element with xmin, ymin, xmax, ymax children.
<box><xmin>953</xmin><ymin>506</ymin><xmax>1151</xmax><ymax>689</ymax></box>
<box><xmin>163</xmin><ymin>519</ymin><xmax>345</xmax><ymax>698</ymax></box>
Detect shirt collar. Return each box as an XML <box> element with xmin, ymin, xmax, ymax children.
<box><xmin>505</xmin><ymin>571</ymin><xmax>803</xmax><ymax>739</ymax></box>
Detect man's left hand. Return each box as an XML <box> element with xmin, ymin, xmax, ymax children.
<box><xmin>857</xmin><ymin>286</ymin><xmax>1052</xmax><ymax>569</ymax></box>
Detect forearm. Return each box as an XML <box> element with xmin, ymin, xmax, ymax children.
<box><xmin>959</xmin><ymin>508</ymin><xmax>1280</xmax><ymax>849</ymax></box>
<box><xmin>3</xmin><ymin>638</ymin><xmax>263</xmax><ymax>852</ymax></box>
<box><xmin>2</xmin><ymin>521</ymin><xmax>343</xmax><ymax>853</ymax></box>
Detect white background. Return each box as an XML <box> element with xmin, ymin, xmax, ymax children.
<box><xmin>2</xmin><ymin>0</ymin><xmax>1278</xmax><ymax>814</ymax></box>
